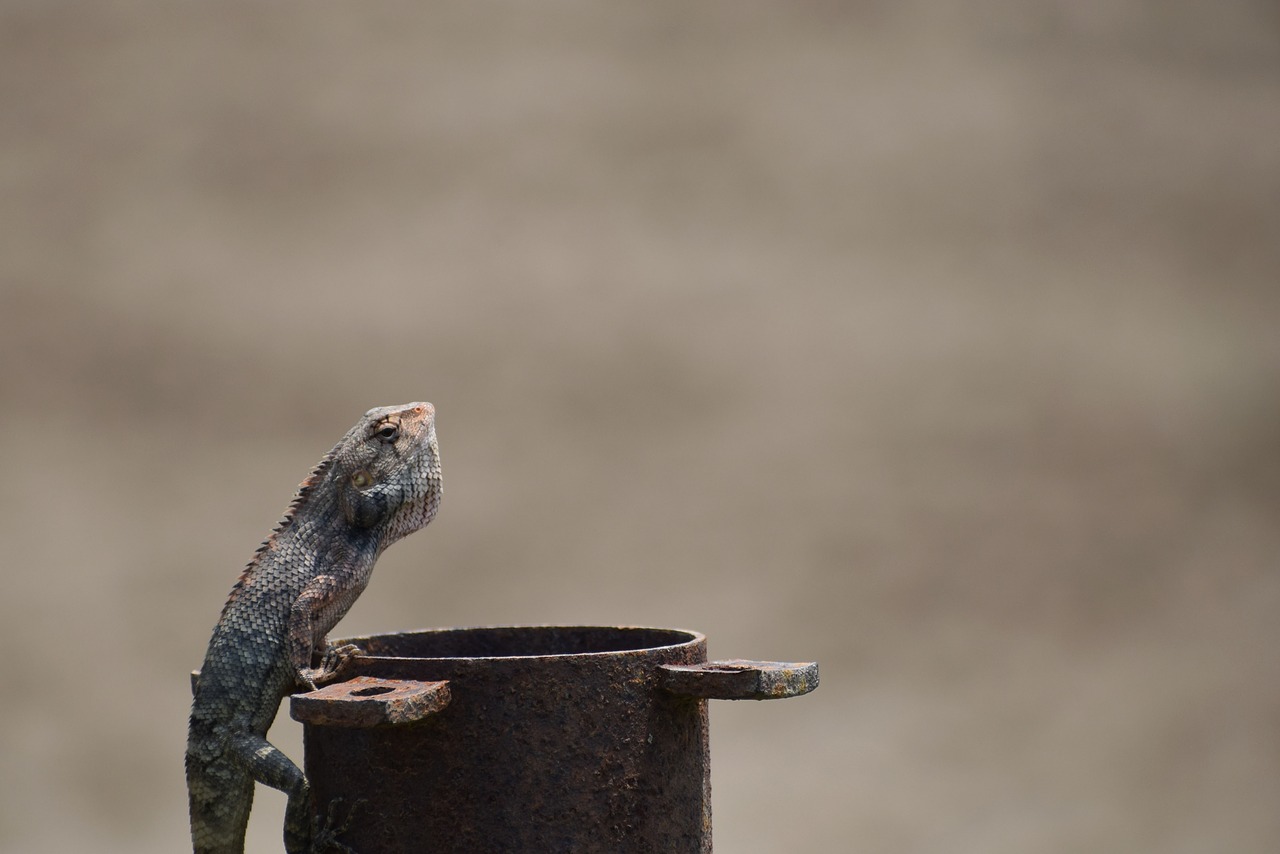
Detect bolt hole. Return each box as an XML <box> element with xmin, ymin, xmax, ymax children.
<box><xmin>350</xmin><ymin>685</ymin><xmax>395</xmax><ymax>697</ymax></box>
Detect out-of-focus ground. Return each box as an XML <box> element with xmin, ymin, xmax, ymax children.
<box><xmin>2</xmin><ymin>2</ymin><xmax>1278</xmax><ymax>852</ymax></box>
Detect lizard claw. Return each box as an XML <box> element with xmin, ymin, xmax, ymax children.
<box><xmin>299</xmin><ymin>643</ymin><xmax>363</xmax><ymax>690</ymax></box>
<box><xmin>311</xmin><ymin>797</ymin><xmax>365</xmax><ymax>854</ymax></box>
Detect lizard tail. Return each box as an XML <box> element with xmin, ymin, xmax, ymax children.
<box><xmin>186</xmin><ymin>753</ymin><xmax>254</xmax><ymax>854</ymax></box>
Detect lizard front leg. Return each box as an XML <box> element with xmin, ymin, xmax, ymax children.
<box><xmin>287</xmin><ymin>571</ymin><xmax>369</xmax><ymax>691</ymax></box>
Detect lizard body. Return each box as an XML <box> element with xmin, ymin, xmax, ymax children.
<box><xmin>187</xmin><ymin>402</ymin><xmax>442</xmax><ymax>854</ymax></box>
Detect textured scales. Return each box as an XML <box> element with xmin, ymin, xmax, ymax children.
<box><xmin>187</xmin><ymin>403</ymin><xmax>442</xmax><ymax>854</ymax></box>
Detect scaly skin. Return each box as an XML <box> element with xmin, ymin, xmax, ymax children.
<box><xmin>187</xmin><ymin>403</ymin><xmax>442</xmax><ymax>854</ymax></box>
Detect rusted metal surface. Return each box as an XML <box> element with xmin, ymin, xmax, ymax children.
<box><xmin>290</xmin><ymin>676</ymin><xmax>450</xmax><ymax>727</ymax></box>
<box><xmin>659</xmin><ymin>659</ymin><xmax>819</xmax><ymax>700</ymax></box>
<box><xmin>291</xmin><ymin>625</ymin><xmax>817</xmax><ymax>854</ymax></box>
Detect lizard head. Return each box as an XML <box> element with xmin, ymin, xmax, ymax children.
<box><xmin>334</xmin><ymin>401</ymin><xmax>443</xmax><ymax>545</ymax></box>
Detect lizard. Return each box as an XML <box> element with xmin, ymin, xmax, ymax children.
<box><xmin>186</xmin><ymin>402</ymin><xmax>443</xmax><ymax>854</ymax></box>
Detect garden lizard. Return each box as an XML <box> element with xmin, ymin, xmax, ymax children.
<box><xmin>186</xmin><ymin>402</ymin><xmax>443</xmax><ymax>853</ymax></box>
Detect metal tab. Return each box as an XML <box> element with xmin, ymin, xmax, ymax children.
<box><xmin>290</xmin><ymin>676</ymin><xmax>450</xmax><ymax>727</ymax></box>
<box><xmin>658</xmin><ymin>659</ymin><xmax>819</xmax><ymax>700</ymax></box>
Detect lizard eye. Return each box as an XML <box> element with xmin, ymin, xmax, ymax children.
<box><xmin>375</xmin><ymin>423</ymin><xmax>400</xmax><ymax>441</ymax></box>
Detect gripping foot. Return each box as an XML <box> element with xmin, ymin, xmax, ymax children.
<box><xmin>299</xmin><ymin>643</ymin><xmax>363</xmax><ymax>691</ymax></box>
<box><xmin>311</xmin><ymin>797</ymin><xmax>365</xmax><ymax>854</ymax></box>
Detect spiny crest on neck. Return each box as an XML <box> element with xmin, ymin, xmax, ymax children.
<box><xmin>265</xmin><ymin>441</ymin><xmax>344</xmax><ymax>545</ymax></box>
<box><xmin>225</xmin><ymin>439</ymin><xmax>344</xmax><ymax>600</ymax></box>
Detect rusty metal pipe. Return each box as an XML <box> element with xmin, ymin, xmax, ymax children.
<box><xmin>290</xmin><ymin>625</ymin><xmax>817</xmax><ymax>853</ymax></box>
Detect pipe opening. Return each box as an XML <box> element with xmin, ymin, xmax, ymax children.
<box><xmin>351</xmin><ymin>625</ymin><xmax>701</xmax><ymax>661</ymax></box>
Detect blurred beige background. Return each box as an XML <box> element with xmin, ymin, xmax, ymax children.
<box><xmin>2</xmin><ymin>2</ymin><xmax>1278</xmax><ymax>852</ymax></box>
